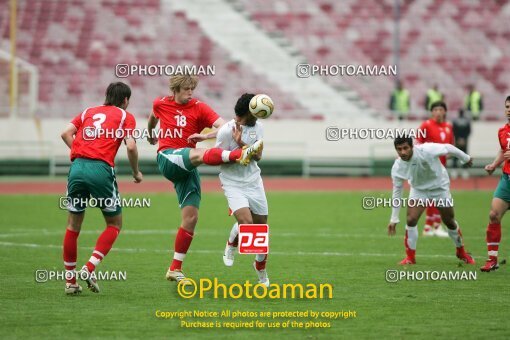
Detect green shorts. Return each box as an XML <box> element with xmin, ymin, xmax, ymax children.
<box><xmin>494</xmin><ymin>173</ymin><xmax>510</xmax><ymax>203</ymax></box>
<box><xmin>65</xmin><ymin>158</ymin><xmax>121</xmax><ymax>216</ymax></box>
<box><xmin>157</xmin><ymin>148</ymin><xmax>201</xmax><ymax>208</ymax></box>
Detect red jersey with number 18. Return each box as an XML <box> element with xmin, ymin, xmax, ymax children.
<box><xmin>498</xmin><ymin>123</ymin><xmax>510</xmax><ymax>174</ymax></box>
<box><xmin>70</xmin><ymin>105</ymin><xmax>136</xmax><ymax>167</ymax></box>
<box><xmin>152</xmin><ymin>96</ymin><xmax>220</xmax><ymax>152</ymax></box>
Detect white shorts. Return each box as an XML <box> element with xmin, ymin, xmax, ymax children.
<box><xmin>409</xmin><ymin>187</ymin><xmax>454</xmax><ymax>208</ymax></box>
<box><xmin>221</xmin><ymin>178</ymin><xmax>268</xmax><ymax>215</ymax></box>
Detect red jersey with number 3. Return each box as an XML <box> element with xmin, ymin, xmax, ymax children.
<box><xmin>416</xmin><ymin>119</ymin><xmax>454</xmax><ymax>166</ymax></box>
<box><xmin>70</xmin><ymin>105</ymin><xmax>136</xmax><ymax>167</ymax></box>
<box><xmin>152</xmin><ymin>96</ymin><xmax>220</xmax><ymax>152</ymax></box>
<box><xmin>498</xmin><ymin>124</ymin><xmax>510</xmax><ymax>174</ymax></box>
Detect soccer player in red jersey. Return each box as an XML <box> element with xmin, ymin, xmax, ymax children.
<box><xmin>481</xmin><ymin>96</ymin><xmax>510</xmax><ymax>272</ymax></box>
<box><xmin>416</xmin><ymin>101</ymin><xmax>454</xmax><ymax>237</ymax></box>
<box><xmin>147</xmin><ymin>74</ymin><xmax>263</xmax><ymax>284</ymax></box>
<box><xmin>60</xmin><ymin>82</ymin><xmax>143</xmax><ymax>294</ymax></box>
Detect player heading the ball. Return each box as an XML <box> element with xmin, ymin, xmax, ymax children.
<box><xmin>217</xmin><ymin>93</ymin><xmax>270</xmax><ymax>287</ymax></box>
<box><xmin>147</xmin><ymin>74</ymin><xmax>263</xmax><ymax>285</ymax></box>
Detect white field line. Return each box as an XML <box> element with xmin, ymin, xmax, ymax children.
<box><xmin>0</xmin><ymin>240</ymin><xmax>483</xmax><ymax>259</ymax></box>
<box><xmin>0</xmin><ymin>229</ymin><xmax>481</xmax><ymax>240</ymax></box>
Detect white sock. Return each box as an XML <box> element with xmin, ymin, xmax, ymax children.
<box><xmin>221</xmin><ymin>150</ymin><xmax>231</xmax><ymax>163</ymax></box>
<box><xmin>173</xmin><ymin>252</ymin><xmax>186</xmax><ymax>261</ymax></box>
<box><xmin>405</xmin><ymin>225</ymin><xmax>418</xmax><ymax>250</ymax></box>
<box><xmin>447</xmin><ymin>222</ymin><xmax>463</xmax><ymax>248</ymax></box>
<box><xmin>228</xmin><ymin>223</ymin><xmax>239</xmax><ymax>245</ymax></box>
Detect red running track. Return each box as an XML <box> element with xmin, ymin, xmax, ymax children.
<box><xmin>0</xmin><ymin>177</ymin><xmax>500</xmax><ymax>195</ymax></box>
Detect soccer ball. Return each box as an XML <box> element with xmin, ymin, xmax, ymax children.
<box><xmin>249</xmin><ymin>94</ymin><xmax>274</xmax><ymax>119</ymax></box>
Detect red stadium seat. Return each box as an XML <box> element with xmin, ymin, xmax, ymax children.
<box><xmin>0</xmin><ymin>0</ymin><xmax>311</xmax><ymax>118</ymax></box>
<box><xmin>235</xmin><ymin>0</ymin><xmax>508</xmax><ymax>113</ymax></box>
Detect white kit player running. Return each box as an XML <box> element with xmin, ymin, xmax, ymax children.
<box><xmin>387</xmin><ymin>136</ymin><xmax>475</xmax><ymax>265</ymax></box>
<box><xmin>216</xmin><ymin>93</ymin><xmax>269</xmax><ymax>287</ymax></box>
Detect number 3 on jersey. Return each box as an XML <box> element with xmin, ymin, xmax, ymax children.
<box><xmin>92</xmin><ymin>113</ymin><xmax>106</xmax><ymax>129</ymax></box>
<box><xmin>174</xmin><ymin>115</ymin><xmax>187</xmax><ymax>127</ymax></box>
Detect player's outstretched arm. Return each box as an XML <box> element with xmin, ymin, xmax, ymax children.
<box><xmin>388</xmin><ymin>173</ymin><xmax>403</xmax><ymax>236</ymax></box>
<box><xmin>187</xmin><ymin>117</ymin><xmax>227</xmax><ymax>144</ymax></box>
<box><xmin>125</xmin><ymin>138</ymin><xmax>143</xmax><ymax>183</ymax></box>
<box><xmin>147</xmin><ymin>112</ymin><xmax>159</xmax><ymax>145</ymax></box>
<box><xmin>485</xmin><ymin>149</ymin><xmax>504</xmax><ymax>175</ymax></box>
<box><xmin>434</xmin><ymin>143</ymin><xmax>472</xmax><ymax>166</ymax></box>
<box><xmin>388</xmin><ymin>165</ymin><xmax>404</xmax><ymax>236</ymax></box>
<box><xmin>187</xmin><ymin>130</ymin><xmax>219</xmax><ymax>144</ymax></box>
<box><xmin>61</xmin><ymin>123</ymin><xmax>77</xmax><ymax>149</ymax></box>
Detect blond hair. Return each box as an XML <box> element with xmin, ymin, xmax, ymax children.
<box><xmin>169</xmin><ymin>74</ymin><xmax>198</xmax><ymax>94</ymax></box>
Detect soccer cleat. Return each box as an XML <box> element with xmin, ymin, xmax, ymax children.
<box><xmin>79</xmin><ymin>265</ymin><xmax>100</xmax><ymax>293</ymax></box>
<box><xmin>253</xmin><ymin>262</ymin><xmax>270</xmax><ymax>287</ymax></box>
<box><xmin>480</xmin><ymin>259</ymin><xmax>499</xmax><ymax>272</ymax></box>
<box><xmin>433</xmin><ymin>225</ymin><xmax>449</xmax><ymax>238</ymax></box>
<box><xmin>65</xmin><ymin>283</ymin><xmax>83</xmax><ymax>295</ymax></box>
<box><xmin>399</xmin><ymin>256</ymin><xmax>416</xmax><ymax>265</ymax></box>
<box><xmin>223</xmin><ymin>243</ymin><xmax>236</xmax><ymax>267</ymax></box>
<box><xmin>166</xmin><ymin>269</ymin><xmax>191</xmax><ymax>285</ymax></box>
<box><xmin>422</xmin><ymin>225</ymin><xmax>434</xmax><ymax>236</ymax></box>
<box><xmin>237</xmin><ymin>140</ymin><xmax>263</xmax><ymax>166</ymax></box>
<box><xmin>456</xmin><ymin>249</ymin><xmax>475</xmax><ymax>265</ymax></box>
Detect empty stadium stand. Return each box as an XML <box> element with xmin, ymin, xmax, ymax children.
<box><xmin>1</xmin><ymin>0</ymin><xmax>509</xmax><ymax>119</ymax></box>
<box><xmin>0</xmin><ymin>0</ymin><xmax>312</xmax><ymax>118</ymax></box>
<box><xmin>235</xmin><ymin>0</ymin><xmax>510</xmax><ymax>118</ymax></box>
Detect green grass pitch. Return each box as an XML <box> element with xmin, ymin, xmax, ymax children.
<box><xmin>0</xmin><ymin>191</ymin><xmax>508</xmax><ymax>339</ymax></box>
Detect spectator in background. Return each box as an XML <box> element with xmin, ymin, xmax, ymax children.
<box><xmin>389</xmin><ymin>80</ymin><xmax>410</xmax><ymax>120</ymax></box>
<box><xmin>452</xmin><ymin>109</ymin><xmax>471</xmax><ymax>179</ymax></box>
<box><xmin>425</xmin><ymin>83</ymin><xmax>443</xmax><ymax>111</ymax></box>
<box><xmin>464</xmin><ymin>84</ymin><xmax>483</xmax><ymax>121</ymax></box>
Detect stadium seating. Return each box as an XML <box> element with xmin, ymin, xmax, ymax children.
<box><xmin>0</xmin><ymin>0</ymin><xmax>311</xmax><ymax>118</ymax></box>
<box><xmin>1</xmin><ymin>0</ymin><xmax>509</xmax><ymax>118</ymax></box>
<box><xmin>237</xmin><ymin>0</ymin><xmax>510</xmax><ymax>116</ymax></box>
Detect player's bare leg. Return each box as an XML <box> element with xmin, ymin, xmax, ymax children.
<box><xmin>223</xmin><ymin>208</ymin><xmax>253</xmax><ymax>266</ymax></box>
<box><xmin>63</xmin><ymin>212</ymin><xmax>84</xmax><ymax>295</ymax></box>
<box><xmin>438</xmin><ymin>207</ymin><xmax>475</xmax><ymax>264</ymax></box>
<box><xmin>190</xmin><ymin>148</ymin><xmax>240</xmax><ymax>167</ymax></box>
<box><xmin>189</xmin><ymin>140</ymin><xmax>263</xmax><ymax>167</ymax></box>
<box><xmin>481</xmin><ymin>198</ymin><xmax>508</xmax><ymax>271</ymax></box>
<box><xmin>252</xmin><ymin>213</ymin><xmax>269</xmax><ymax>287</ymax></box>
<box><xmin>401</xmin><ymin>205</ymin><xmax>426</xmax><ymax>265</ymax></box>
<box><xmin>166</xmin><ymin>206</ymin><xmax>197</xmax><ymax>283</ymax></box>
<box><xmin>79</xmin><ymin>214</ymin><xmax>122</xmax><ymax>293</ymax></box>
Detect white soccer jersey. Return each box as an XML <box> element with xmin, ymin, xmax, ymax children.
<box><xmin>389</xmin><ymin>143</ymin><xmax>470</xmax><ymax>223</ymax></box>
<box><xmin>215</xmin><ymin>119</ymin><xmax>263</xmax><ymax>185</ymax></box>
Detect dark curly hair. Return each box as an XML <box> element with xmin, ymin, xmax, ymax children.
<box><xmin>234</xmin><ymin>93</ymin><xmax>255</xmax><ymax>117</ymax></box>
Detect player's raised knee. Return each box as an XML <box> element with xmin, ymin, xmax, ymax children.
<box><xmin>189</xmin><ymin>148</ymin><xmax>205</xmax><ymax>165</ymax></box>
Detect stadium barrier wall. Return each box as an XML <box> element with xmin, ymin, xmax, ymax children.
<box><xmin>0</xmin><ymin>118</ymin><xmax>501</xmax><ymax>176</ymax></box>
